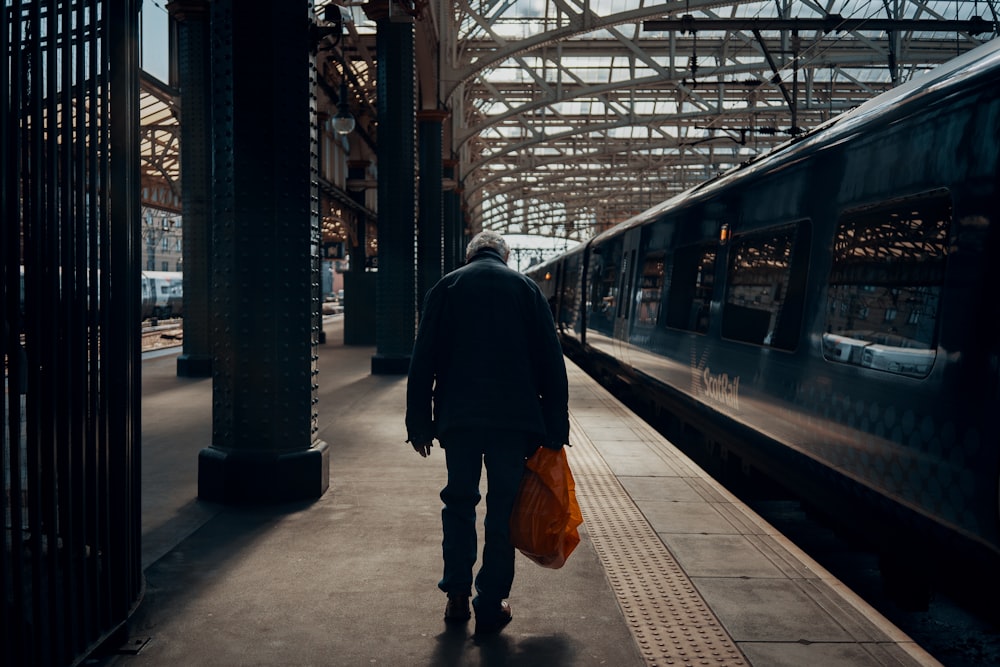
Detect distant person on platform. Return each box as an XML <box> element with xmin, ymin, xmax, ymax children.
<box><xmin>406</xmin><ymin>230</ymin><xmax>569</xmax><ymax>635</ymax></box>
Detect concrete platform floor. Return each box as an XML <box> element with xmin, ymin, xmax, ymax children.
<box><xmin>87</xmin><ymin>315</ymin><xmax>939</xmax><ymax>667</ymax></box>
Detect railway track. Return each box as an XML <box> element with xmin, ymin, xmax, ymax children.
<box><xmin>141</xmin><ymin>319</ymin><xmax>183</xmax><ymax>352</ymax></box>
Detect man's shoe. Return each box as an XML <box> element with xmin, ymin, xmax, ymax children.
<box><xmin>444</xmin><ymin>593</ymin><xmax>471</xmax><ymax>622</ymax></box>
<box><xmin>474</xmin><ymin>600</ymin><xmax>512</xmax><ymax>635</ymax></box>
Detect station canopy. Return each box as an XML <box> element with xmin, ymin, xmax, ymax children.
<box><xmin>435</xmin><ymin>0</ymin><xmax>997</xmax><ymax>242</ymax></box>
<box><xmin>147</xmin><ymin>2</ymin><xmax>999</xmax><ymax>244</ymax></box>
<box><xmin>140</xmin><ymin>70</ymin><xmax>181</xmax><ymax>214</ymax></box>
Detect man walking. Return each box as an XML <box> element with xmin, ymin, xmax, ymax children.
<box><xmin>406</xmin><ymin>230</ymin><xmax>569</xmax><ymax>635</ymax></box>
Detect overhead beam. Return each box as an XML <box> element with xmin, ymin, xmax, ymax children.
<box><xmin>643</xmin><ymin>16</ymin><xmax>997</xmax><ymax>35</ymax></box>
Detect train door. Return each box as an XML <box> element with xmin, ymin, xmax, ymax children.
<box><xmin>587</xmin><ymin>239</ymin><xmax>621</xmax><ymax>341</ymax></box>
<box><xmin>613</xmin><ymin>229</ymin><xmax>642</xmax><ymax>363</ymax></box>
<box><xmin>552</xmin><ymin>259</ymin><xmax>565</xmax><ymax>332</ymax></box>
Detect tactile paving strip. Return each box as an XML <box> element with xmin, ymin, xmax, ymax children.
<box><xmin>569</xmin><ymin>412</ymin><xmax>749</xmax><ymax>667</ymax></box>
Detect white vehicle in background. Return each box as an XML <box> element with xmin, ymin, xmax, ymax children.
<box><xmin>141</xmin><ymin>271</ymin><xmax>183</xmax><ymax>320</ymax></box>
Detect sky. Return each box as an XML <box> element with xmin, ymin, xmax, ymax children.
<box><xmin>141</xmin><ymin>0</ymin><xmax>170</xmax><ymax>82</ymax></box>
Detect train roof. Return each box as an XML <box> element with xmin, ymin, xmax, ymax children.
<box><xmin>522</xmin><ymin>242</ymin><xmax>586</xmax><ymax>275</ymax></box>
<box><xmin>588</xmin><ymin>37</ymin><xmax>1000</xmax><ymax>247</ymax></box>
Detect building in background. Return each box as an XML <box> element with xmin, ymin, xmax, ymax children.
<box><xmin>142</xmin><ymin>207</ymin><xmax>183</xmax><ymax>272</ymax></box>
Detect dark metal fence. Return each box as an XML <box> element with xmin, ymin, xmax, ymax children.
<box><xmin>2</xmin><ymin>1</ymin><xmax>143</xmax><ymax>665</ymax></box>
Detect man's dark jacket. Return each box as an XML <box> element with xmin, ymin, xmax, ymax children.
<box><xmin>405</xmin><ymin>248</ymin><xmax>569</xmax><ymax>448</ymax></box>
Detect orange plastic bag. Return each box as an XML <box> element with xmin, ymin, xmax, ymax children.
<box><xmin>509</xmin><ymin>446</ymin><xmax>583</xmax><ymax>569</ymax></box>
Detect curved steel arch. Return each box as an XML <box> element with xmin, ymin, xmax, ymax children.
<box><xmin>445</xmin><ymin>0</ymin><xmax>998</xmax><ymax>237</ymax></box>
<box><xmin>445</xmin><ymin>0</ymin><xmax>726</xmax><ymax>95</ymax></box>
<box><xmin>468</xmin><ymin>110</ymin><xmax>762</xmax><ymax>187</ymax></box>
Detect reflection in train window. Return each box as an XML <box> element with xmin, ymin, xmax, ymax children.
<box><xmin>588</xmin><ymin>239</ymin><xmax>622</xmax><ymax>336</ymax></box>
<box><xmin>822</xmin><ymin>193</ymin><xmax>950</xmax><ymax>378</ymax></box>
<box><xmin>557</xmin><ymin>252</ymin><xmax>584</xmax><ymax>333</ymax></box>
<box><xmin>634</xmin><ymin>251</ymin><xmax>664</xmax><ymax>327</ymax></box>
<box><xmin>722</xmin><ymin>225</ymin><xmax>797</xmax><ymax>349</ymax></box>
<box><xmin>664</xmin><ymin>244</ymin><xmax>715</xmax><ymax>333</ymax></box>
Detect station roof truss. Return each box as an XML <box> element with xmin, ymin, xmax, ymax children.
<box><xmin>139</xmin><ymin>71</ymin><xmax>181</xmax><ymax>213</ymax></box>
<box><xmin>439</xmin><ymin>0</ymin><xmax>999</xmax><ymax>242</ymax></box>
<box><xmin>145</xmin><ymin>2</ymin><xmax>998</xmax><ymax>245</ymax></box>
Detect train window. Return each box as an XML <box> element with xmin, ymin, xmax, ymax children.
<box><xmin>722</xmin><ymin>222</ymin><xmax>809</xmax><ymax>350</ymax></box>
<box><xmin>822</xmin><ymin>194</ymin><xmax>950</xmax><ymax>378</ymax></box>
<box><xmin>558</xmin><ymin>253</ymin><xmax>584</xmax><ymax>332</ymax></box>
<box><xmin>664</xmin><ymin>244</ymin><xmax>716</xmax><ymax>333</ymax></box>
<box><xmin>588</xmin><ymin>240</ymin><xmax>622</xmax><ymax>336</ymax></box>
<box><xmin>635</xmin><ymin>251</ymin><xmax>665</xmax><ymax>327</ymax></box>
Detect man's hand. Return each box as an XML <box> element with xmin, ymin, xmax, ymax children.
<box><xmin>411</xmin><ymin>440</ymin><xmax>433</xmax><ymax>457</ymax></box>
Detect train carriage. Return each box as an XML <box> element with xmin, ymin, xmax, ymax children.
<box><xmin>528</xmin><ymin>38</ymin><xmax>1000</xmax><ymax>575</ymax></box>
<box><xmin>140</xmin><ymin>270</ymin><xmax>183</xmax><ymax>320</ymax></box>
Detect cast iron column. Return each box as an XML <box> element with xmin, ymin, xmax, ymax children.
<box><xmin>371</xmin><ymin>10</ymin><xmax>417</xmax><ymax>375</ymax></box>
<box><xmin>169</xmin><ymin>0</ymin><xmax>213</xmax><ymax>377</ymax></box>
<box><xmin>344</xmin><ymin>159</ymin><xmax>375</xmax><ymax>345</ymax></box>
<box><xmin>417</xmin><ymin>110</ymin><xmax>447</xmax><ymax>308</ymax></box>
<box><xmin>198</xmin><ymin>1</ymin><xmax>329</xmax><ymax>503</ymax></box>
<box><xmin>347</xmin><ymin>160</ymin><xmax>370</xmax><ymax>273</ymax></box>
<box><xmin>443</xmin><ymin>158</ymin><xmax>460</xmax><ymax>274</ymax></box>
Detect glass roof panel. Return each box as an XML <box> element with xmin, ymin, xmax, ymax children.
<box><xmin>446</xmin><ymin>0</ymin><xmax>998</xmax><ymax>239</ymax></box>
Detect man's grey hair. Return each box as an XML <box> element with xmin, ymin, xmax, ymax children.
<box><xmin>465</xmin><ymin>230</ymin><xmax>510</xmax><ymax>262</ymax></box>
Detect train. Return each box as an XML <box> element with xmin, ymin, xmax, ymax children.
<box><xmin>140</xmin><ymin>270</ymin><xmax>183</xmax><ymax>320</ymax></box>
<box><xmin>16</xmin><ymin>267</ymin><xmax>182</xmax><ymax>321</ymax></box>
<box><xmin>526</xmin><ymin>37</ymin><xmax>1000</xmax><ymax>585</ymax></box>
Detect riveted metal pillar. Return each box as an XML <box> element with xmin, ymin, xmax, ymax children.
<box><xmin>198</xmin><ymin>0</ymin><xmax>329</xmax><ymax>503</ymax></box>
<box><xmin>417</xmin><ymin>110</ymin><xmax>447</xmax><ymax>307</ymax></box>
<box><xmin>344</xmin><ymin>160</ymin><xmax>375</xmax><ymax>345</ymax></box>
<box><xmin>456</xmin><ymin>186</ymin><xmax>471</xmax><ymax>267</ymax></box>
<box><xmin>168</xmin><ymin>0</ymin><xmax>213</xmax><ymax>377</ymax></box>
<box><xmin>371</xmin><ymin>8</ymin><xmax>417</xmax><ymax>375</ymax></box>
<box><xmin>443</xmin><ymin>158</ymin><xmax>461</xmax><ymax>273</ymax></box>
<box><xmin>347</xmin><ymin>160</ymin><xmax>371</xmax><ymax>274</ymax></box>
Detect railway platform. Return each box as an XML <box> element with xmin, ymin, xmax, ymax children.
<box><xmin>91</xmin><ymin>315</ymin><xmax>941</xmax><ymax>667</ymax></box>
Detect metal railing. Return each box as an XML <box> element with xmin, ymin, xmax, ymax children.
<box><xmin>2</xmin><ymin>1</ymin><xmax>143</xmax><ymax>664</ymax></box>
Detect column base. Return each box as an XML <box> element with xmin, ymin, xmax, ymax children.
<box><xmin>198</xmin><ymin>441</ymin><xmax>329</xmax><ymax>504</ymax></box>
<box><xmin>177</xmin><ymin>354</ymin><xmax>213</xmax><ymax>377</ymax></box>
<box><xmin>371</xmin><ymin>354</ymin><xmax>410</xmax><ymax>375</ymax></box>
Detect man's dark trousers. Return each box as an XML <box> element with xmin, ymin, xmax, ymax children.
<box><xmin>438</xmin><ymin>430</ymin><xmax>534</xmax><ymax>608</ymax></box>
